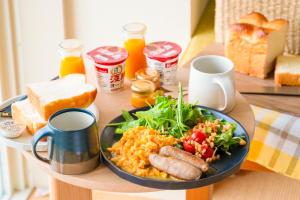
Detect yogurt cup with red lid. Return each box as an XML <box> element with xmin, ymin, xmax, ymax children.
<box><xmin>87</xmin><ymin>46</ymin><xmax>128</xmax><ymax>92</ymax></box>
<box><xmin>144</xmin><ymin>41</ymin><xmax>182</xmax><ymax>85</ymax></box>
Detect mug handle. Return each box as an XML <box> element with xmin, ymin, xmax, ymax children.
<box><xmin>214</xmin><ymin>77</ymin><xmax>235</xmax><ymax>113</ymax></box>
<box><xmin>32</xmin><ymin>126</ymin><xmax>54</xmax><ymax>163</ymax></box>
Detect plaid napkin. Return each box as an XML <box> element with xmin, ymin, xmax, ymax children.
<box><xmin>247</xmin><ymin>105</ymin><xmax>300</xmax><ymax>179</ymax></box>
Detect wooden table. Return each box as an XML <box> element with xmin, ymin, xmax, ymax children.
<box><xmin>22</xmin><ymin>59</ymin><xmax>255</xmax><ymax>200</ymax></box>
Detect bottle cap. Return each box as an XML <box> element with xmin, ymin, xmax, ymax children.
<box><xmin>131</xmin><ymin>80</ymin><xmax>155</xmax><ymax>95</ymax></box>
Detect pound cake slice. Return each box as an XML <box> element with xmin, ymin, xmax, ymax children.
<box><xmin>225</xmin><ymin>12</ymin><xmax>288</xmax><ymax>78</ymax></box>
<box><xmin>12</xmin><ymin>99</ymin><xmax>46</xmax><ymax>135</ymax></box>
<box><xmin>275</xmin><ymin>55</ymin><xmax>300</xmax><ymax>86</ymax></box>
<box><xmin>27</xmin><ymin>74</ymin><xmax>97</xmax><ymax>120</ymax></box>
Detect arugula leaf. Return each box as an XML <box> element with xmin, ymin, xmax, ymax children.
<box><xmin>200</xmin><ymin>109</ymin><xmax>216</xmax><ymax>121</ymax></box>
<box><xmin>122</xmin><ymin>110</ymin><xmax>134</xmax><ymax>122</ymax></box>
<box><xmin>108</xmin><ymin>84</ymin><xmax>202</xmax><ymax>138</ymax></box>
<box><xmin>173</xmin><ymin>83</ymin><xmax>189</xmax><ymax>137</ymax></box>
<box><xmin>214</xmin><ymin>124</ymin><xmax>245</xmax><ymax>154</ymax></box>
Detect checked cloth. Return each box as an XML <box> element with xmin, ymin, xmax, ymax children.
<box><xmin>247</xmin><ymin>105</ymin><xmax>300</xmax><ymax>179</ymax></box>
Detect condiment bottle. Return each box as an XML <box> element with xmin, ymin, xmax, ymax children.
<box><xmin>135</xmin><ymin>68</ymin><xmax>160</xmax><ymax>90</ymax></box>
<box><xmin>59</xmin><ymin>39</ymin><xmax>85</xmax><ymax>78</ymax></box>
<box><xmin>131</xmin><ymin>80</ymin><xmax>155</xmax><ymax>108</ymax></box>
<box><xmin>123</xmin><ymin>23</ymin><xmax>147</xmax><ymax>80</ymax></box>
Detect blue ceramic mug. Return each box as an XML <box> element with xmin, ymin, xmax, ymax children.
<box><xmin>32</xmin><ymin>108</ymin><xmax>100</xmax><ymax>174</ymax></box>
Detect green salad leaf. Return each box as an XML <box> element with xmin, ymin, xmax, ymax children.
<box><xmin>199</xmin><ymin>109</ymin><xmax>216</xmax><ymax>121</ymax></box>
<box><xmin>214</xmin><ymin>121</ymin><xmax>245</xmax><ymax>155</ymax></box>
<box><xmin>109</xmin><ymin>83</ymin><xmax>201</xmax><ymax>138</ymax></box>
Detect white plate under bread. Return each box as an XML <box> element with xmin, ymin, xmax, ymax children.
<box><xmin>0</xmin><ymin>95</ymin><xmax>99</xmax><ymax>152</ymax></box>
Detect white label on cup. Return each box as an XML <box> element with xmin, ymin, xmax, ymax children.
<box><xmin>146</xmin><ymin>57</ymin><xmax>178</xmax><ymax>85</ymax></box>
<box><xmin>95</xmin><ymin>63</ymin><xmax>125</xmax><ymax>92</ymax></box>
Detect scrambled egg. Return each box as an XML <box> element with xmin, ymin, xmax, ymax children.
<box><xmin>108</xmin><ymin>126</ymin><xmax>176</xmax><ymax>178</ymax></box>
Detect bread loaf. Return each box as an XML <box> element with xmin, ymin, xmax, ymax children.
<box><xmin>11</xmin><ymin>99</ymin><xmax>46</xmax><ymax>135</ymax></box>
<box><xmin>26</xmin><ymin>74</ymin><xmax>97</xmax><ymax>120</ymax></box>
<box><xmin>225</xmin><ymin>12</ymin><xmax>288</xmax><ymax>78</ymax></box>
<box><xmin>275</xmin><ymin>55</ymin><xmax>300</xmax><ymax>86</ymax></box>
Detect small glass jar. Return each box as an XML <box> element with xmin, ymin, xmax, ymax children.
<box><xmin>123</xmin><ymin>23</ymin><xmax>147</xmax><ymax>79</ymax></box>
<box><xmin>59</xmin><ymin>39</ymin><xmax>85</xmax><ymax>78</ymax></box>
<box><xmin>131</xmin><ymin>80</ymin><xmax>155</xmax><ymax>108</ymax></box>
<box><xmin>135</xmin><ymin>68</ymin><xmax>160</xmax><ymax>90</ymax></box>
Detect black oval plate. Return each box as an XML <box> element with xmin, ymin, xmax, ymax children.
<box><xmin>100</xmin><ymin>106</ymin><xmax>250</xmax><ymax>190</ymax></box>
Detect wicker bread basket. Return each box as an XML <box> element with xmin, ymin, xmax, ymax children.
<box><xmin>215</xmin><ymin>0</ymin><xmax>300</xmax><ymax>55</ymax></box>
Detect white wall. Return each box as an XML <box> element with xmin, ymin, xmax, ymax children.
<box><xmin>64</xmin><ymin>0</ymin><xmax>197</xmax><ymax>51</ymax></box>
<box><xmin>17</xmin><ymin>0</ymin><xmax>65</xmax><ymax>92</ymax></box>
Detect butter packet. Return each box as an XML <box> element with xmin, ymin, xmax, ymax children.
<box><xmin>0</xmin><ymin>119</ymin><xmax>25</xmax><ymax>138</ymax></box>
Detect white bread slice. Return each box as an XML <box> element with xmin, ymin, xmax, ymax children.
<box><xmin>11</xmin><ymin>99</ymin><xmax>46</xmax><ymax>135</ymax></box>
<box><xmin>225</xmin><ymin>12</ymin><xmax>288</xmax><ymax>78</ymax></box>
<box><xmin>275</xmin><ymin>55</ymin><xmax>300</xmax><ymax>86</ymax></box>
<box><xmin>27</xmin><ymin>74</ymin><xmax>97</xmax><ymax>120</ymax></box>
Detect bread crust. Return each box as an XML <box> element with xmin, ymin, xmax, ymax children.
<box><xmin>239</xmin><ymin>12</ymin><xmax>268</xmax><ymax>27</ymax></box>
<box><xmin>228</xmin><ymin>23</ymin><xmax>272</xmax><ymax>42</ymax></box>
<box><xmin>225</xmin><ymin>12</ymin><xmax>288</xmax><ymax>79</ymax></box>
<box><xmin>275</xmin><ymin>72</ymin><xmax>300</xmax><ymax>86</ymax></box>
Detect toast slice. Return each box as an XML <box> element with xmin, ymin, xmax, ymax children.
<box><xmin>11</xmin><ymin>99</ymin><xmax>46</xmax><ymax>135</ymax></box>
<box><xmin>275</xmin><ymin>55</ymin><xmax>300</xmax><ymax>86</ymax></box>
<box><xmin>26</xmin><ymin>74</ymin><xmax>97</xmax><ymax>120</ymax></box>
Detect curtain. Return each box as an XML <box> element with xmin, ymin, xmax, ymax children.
<box><xmin>0</xmin><ymin>0</ymin><xmax>20</xmax><ymax>100</ymax></box>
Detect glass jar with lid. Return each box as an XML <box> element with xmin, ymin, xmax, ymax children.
<box><xmin>131</xmin><ymin>80</ymin><xmax>155</xmax><ymax>108</ymax></box>
<box><xmin>123</xmin><ymin>23</ymin><xmax>147</xmax><ymax>79</ymax></box>
<box><xmin>135</xmin><ymin>68</ymin><xmax>160</xmax><ymax>90</ymax></box>
<box><xmin>59</xmin><ymin>39</ymin><xmax>85</xmax><ymax>78</ymax></box>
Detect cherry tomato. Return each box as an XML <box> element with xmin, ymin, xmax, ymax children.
<box><xmin>191</xmin><ymin>130</ymin><xmax>207</xmax><ymax>144</ymax></box>
<box><xmin>201</xmin><ymin>145</ymin><xmax>214</xmax><ymax>159</ymax></box>
<box><xmin>183</xmin><ymin>139</ymin><xmax>195</xmax><ymax>154</ymax></box>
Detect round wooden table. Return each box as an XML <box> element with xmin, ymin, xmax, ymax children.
<box><xmin>22</xmin><ymin>65</ymin><xmax>255</xmax><ymax>200</ymax></box>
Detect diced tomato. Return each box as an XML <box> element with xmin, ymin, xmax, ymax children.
<box><xmin>191</xmin><ymin>130</ymin><xmax>207</xmax><ymax>144</ymax></box>
<box><xmin>201</xmin><ymin>144</ymin><xmax>214</xmax><ymax>159</ymax></box>
<box><xmin>183</xmin><ymin>139</ymin><xmax>195</xmax><ymax>154</ymax></box>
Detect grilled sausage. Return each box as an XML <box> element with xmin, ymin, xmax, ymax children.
<box><xmin>159</xmin><ymin>146</ymin><xmax>209</xmax><ymax>172</ymax></box>
<box><xmin>149</xmin><ymin>154</ymin><xmax>202</xmax><ymax>180</ymax></box>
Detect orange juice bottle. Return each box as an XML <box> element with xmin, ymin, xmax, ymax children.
<box><xmin>59</xmin><ymin>39</ymin><xmax>86</xmax><ymax>78</ymax></box>
<box><xmin>123</xmin><ymin>23</ymin><xmax>147</xmax><ymax>79</ymax></box>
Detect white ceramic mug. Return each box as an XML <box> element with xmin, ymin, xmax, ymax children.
<box><xmin>188</xmin><ymin>55</ymin><xmax>235</xmax><ymax>113</ymax></box>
